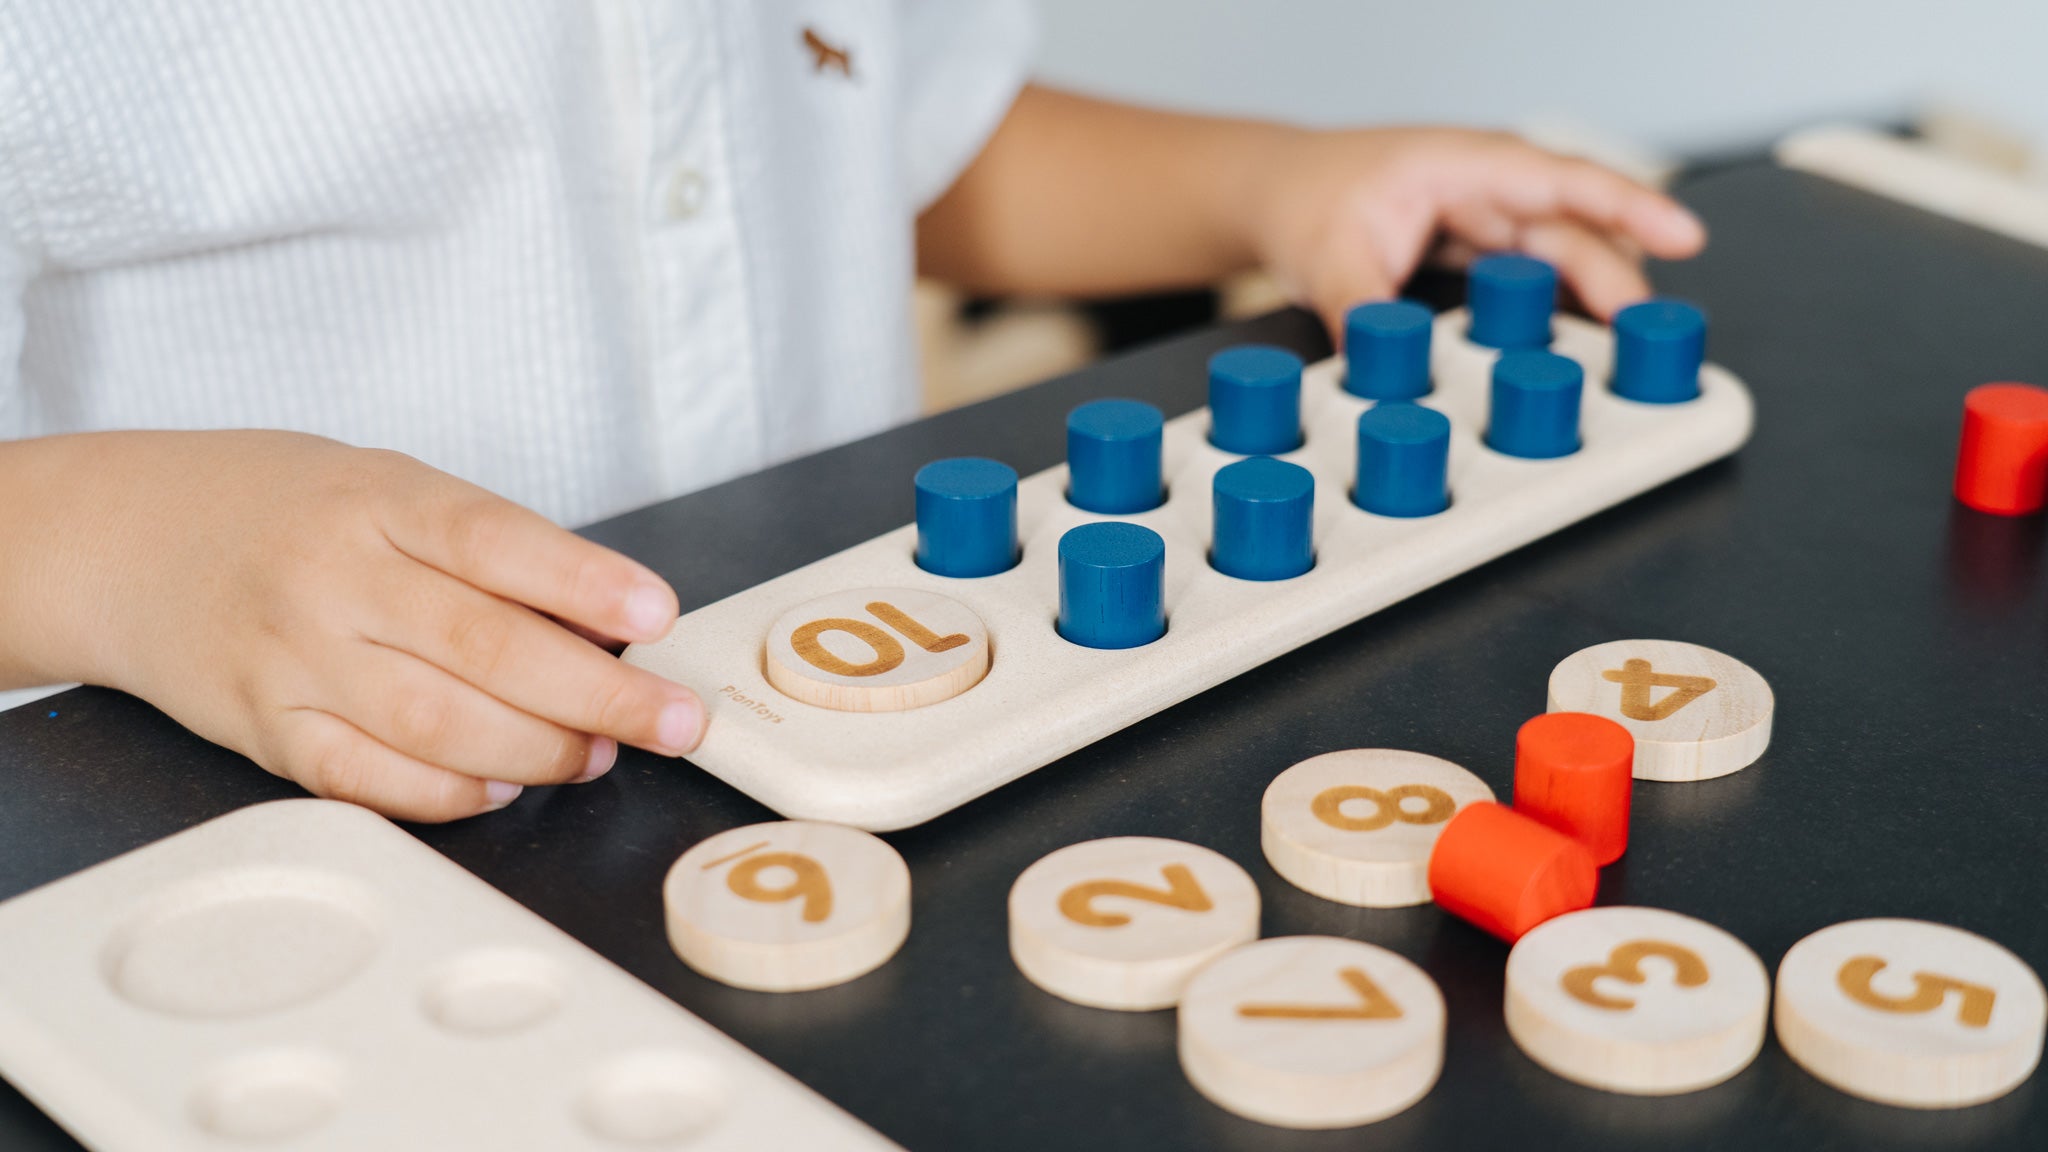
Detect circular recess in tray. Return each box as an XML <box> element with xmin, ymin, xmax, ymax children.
<box><xmin>189</xmin><ymin>1048</ymin><xmax>347</xmax><ymax>1140</ymax></box>
<box><xmin>576</xmin><ymin>1049</ymin><xmax>730</xmax><ymax>1144</ymax></box>
<box><xmin>103</xmin><ymin>866</ymin><xmax>383</xmax><ymax>1018</ymax></box>
<box><xmin>420</xmin><ymin>946</ymin><xmax>567</xmax><ymax>1035</ymax></box>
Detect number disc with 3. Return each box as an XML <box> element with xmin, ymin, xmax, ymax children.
<box><xmin>1505</xmin><ymin>906</ymin><xmax>1768</xmax><ymax>1095</ymax></box>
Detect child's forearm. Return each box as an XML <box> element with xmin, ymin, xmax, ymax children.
<box><xmin>0</xmin><ymin>433</ymin><xmax>122</xmax><ymax>689</ymax></box>
<box><xmin>917</xmin><ymin>85</ymin><xmax>1294</xmax><ymax>297</ymax></box>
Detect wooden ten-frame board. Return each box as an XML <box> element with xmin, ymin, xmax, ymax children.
<box><xmin>0</xmin><ymin>800</ymin><xmax>902</xmax><ymax>1151</ymax></box>
<box><xmin>624</xmin><ymin>309</ymin><xmax>1755</xmax><ymax>831</ymax></box>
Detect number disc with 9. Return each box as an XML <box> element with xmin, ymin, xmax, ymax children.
<box><xmin>664</xmin><ymin>820</ymin><xmax>910</xmax><ymax>992</ymax></box>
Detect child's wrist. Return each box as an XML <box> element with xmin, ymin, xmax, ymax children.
<box><xmin>0</xmin><ymin>433</ymin><xmax>120</xmax><ymax>689</ymax></box>
<box><xmin>1214</xmin><ymin>123</ymin><xmax>1317</xmax><ymax>277</ymax></box>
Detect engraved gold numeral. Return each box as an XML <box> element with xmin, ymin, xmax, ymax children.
<box><xmin>792</xmin><ymin>618</ymin><xmax>903</xmax><ymax>677</ymax></box>
<box><xmin>1837</xmin><ymin>956</ymin><xmax>1996</xmax><ymax>1028</ymax></box>
<box><xmin>865</xmin><ymin>601</ymin><xmax>969</xmax><ymax>653</ymax></box>
<box><xmin>1238</xmin><ymin>967</ymin><xmax>1404</xmax><ymax>1021</ymax></box>
<box><xmin>1311</xmin><ymin>783</ymin><xmax>1456</xmax><ymax>832</ymax></box>
<box><xmin>704</xmin><ymin>841</ymin><xmax>835</xmax><ymax>923</ymax></box>
<box><xmin>1058</xmin><ymin>864</ymin><xmax>1212</xmax><ymax>927</ymax></box>
<box><xmin>1561</xmin><ymin>939</ymin><xmax>1710</xmax><ymax>1011</ymax></box>
<box><xmin>791</xmin><ymin>601</ymin><xmax>969</xmax><ymax>677</ymax></box>
<box><xmin>1600</xmin><ymin>658</ymin><xmax>1718</xmax><ymax>721</ymax></box>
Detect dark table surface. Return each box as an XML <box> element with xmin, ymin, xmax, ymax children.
<box><xmin>4</xmin><ymin>158</ymin><xmax>2046</xmax><ymax>1151</ymax></box>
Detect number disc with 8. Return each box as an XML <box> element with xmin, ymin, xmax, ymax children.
<box><xmin>664</xmin><ymin>821</ymin><xmax>911</xmax><ymax>992</ymax></box>
<box><xmin>1261</xmin><ymin>749</ymin><xmax>1495</xmax><ymax>908</ymax></box>
<box><xmin>1505</xmin><ymin>906</ymin><xmax>1768</xmax><ymax>1095</ymax></box>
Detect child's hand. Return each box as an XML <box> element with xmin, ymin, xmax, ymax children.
<box><xmin>918</xmin><ymin>90</ymin><xmax>1705</xmax><ymax>341</ymax></box>
<box><xmin>8</xmin><ymin>430</ymin><xmax>700</xmax><ymax>822</ymax></box>
<box><xmin>1247</xmin><ymin>126</ymin><xmax>1707</xmax><ymax>337</ymax></box>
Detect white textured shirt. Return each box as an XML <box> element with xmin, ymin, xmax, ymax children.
<box><xmin>0</xmin><ymin>0</ymin><xmax>1034</xmax><ymax>526</ymax></box>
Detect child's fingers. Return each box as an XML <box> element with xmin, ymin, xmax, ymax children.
<box><xmin>1301</xmin><ymin>250</ymin><xmax>1398</xmax><ymax>347</ymax></box>
<box><xmin>1519</xmin><ymin>219</ymin><xmax>1653</xmax><ymax>321</ymax></box>
<box><xmin>1440</xmin><ymin>198</ymin><xmax>1520</xmax><ymax>253</ymax></box>
<box><xmin>271</xmin><ymin>709</ymin><xmax>522</xmax><ymax>823</ymax></box>
<box><xmin>554</xmin><ymin>615</ymin><xmax>629</xmax><ymax>653</ymax></box>
<box><xmin>364</xmin><ymin>559</ymin><xmax>705</xmax><ymax>756</ymax></box>
<box><xmin>1546</xmin><ymin>157</ymin><xmax>1703</xmax><ymax>260</ymax></box>
<box><xmin>383</xmin><ymin>476</ymin><xmax>678</xmax><ymax>646</ymax></box>
<box><xmin>1425</xmin><ymin>236</ymin><xmax>1485</xmax><ymax>271</ymax></box>
<box><xmin>1477</xmin><ymin>143</ymin><xmax>1705</xmax><ymax>261</ymax></box>
<box><xmin>326</xmin><ymin>640</ymin><xmax>612</xmax><ymax>787</ymax></box>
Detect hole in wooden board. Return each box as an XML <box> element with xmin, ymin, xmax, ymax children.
<box><xmin>188</xmin><ymin>1048</ymin><xmax>347</xmax><ymax>1140</ymax></box>
<box><xmin>102</xmin><ymin>867</ymin><xmax>383</xmax><ymax>1019</ymax></box>
<box><xmin>576</xmin><ymin>1049</ymin><xmax>729</xmax><ymax>1144</ymax></box>
<box><xmin>419</xmin><ymin>947</ymin><xmax>566</xmax><ymax>1036</ymax></box>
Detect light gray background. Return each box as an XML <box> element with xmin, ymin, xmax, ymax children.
<box><xmin>1033</xmin><ymin>0</ymin><xmax>2048</xmax><ymax>155</ymax></box>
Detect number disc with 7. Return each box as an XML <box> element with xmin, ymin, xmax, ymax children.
<box><xmin>664</xmin><ymin>821</ymin><xmax>911</xmax><ymax>992</ymax></box>
<box><xmin>1505</xmin><ymin>906</ymin><xmax>1769</xmax><ymax>1095</ymax></box>
<box><xmin>1178</xmin><ymin>935</ymin><xmax>1445</xmax><ymax>1129</ymax></box>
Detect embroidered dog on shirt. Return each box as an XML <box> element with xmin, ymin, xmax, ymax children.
<box><xmin>802</xmin><ymin>26</ymin><xmax>853</xmax><ymax>78</ymax></box>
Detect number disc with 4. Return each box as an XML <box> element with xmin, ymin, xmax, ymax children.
<box><xmin>1546</xmin><ymin>639</ymin><xmax>1771</xmax><ymax>782</ymax></box>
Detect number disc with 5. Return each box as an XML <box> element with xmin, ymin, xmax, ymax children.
<box><xmin>1775</xmin><ymin>918</ymin><xmax>2045</xmax><ymax>1108</ymax></box>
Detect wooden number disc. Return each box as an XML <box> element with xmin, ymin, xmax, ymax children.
<box><xmin>1775</xmin><ymin>918</ymin><xmax>2046</xmax><ymax>1108</ymax></box>
<box><xmin>1546</xmin><ymin>639</ymin><xmax>1772</xmax><ymax>781</ymax></box>
<box><xmin>1178</xmin><ymin>936</ymin><xmax>1445</xmax><ymax>1129</ymax></box>
<box><xmin>1261</xmin><ymin>749</ymin><xmax>1494</xmax><ymax>908</ymax></box>
<box><xmin>764</xmin><ymin>588</ymin><xmax>990</xmax><ymax>712</ymax></box>
<box><xmin>1008</xmin><ymin>837</ymin><xmax>1259</xmax><ymax>1011</ymax></box>
<box><xmin>1505</xmin><ymin>906</ymin><xmax>1768</xmax><ymax>1094</ymax></box>
<box><xmin>664</xmin><ymin>821</ymin><xmax>910</xmax><ymax>992</ymax></box>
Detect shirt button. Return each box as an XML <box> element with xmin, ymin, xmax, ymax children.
<box><xmin>663</xmin><ymin>167</ymin><xmax>708</xmax><ymax>221</ymax></box>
